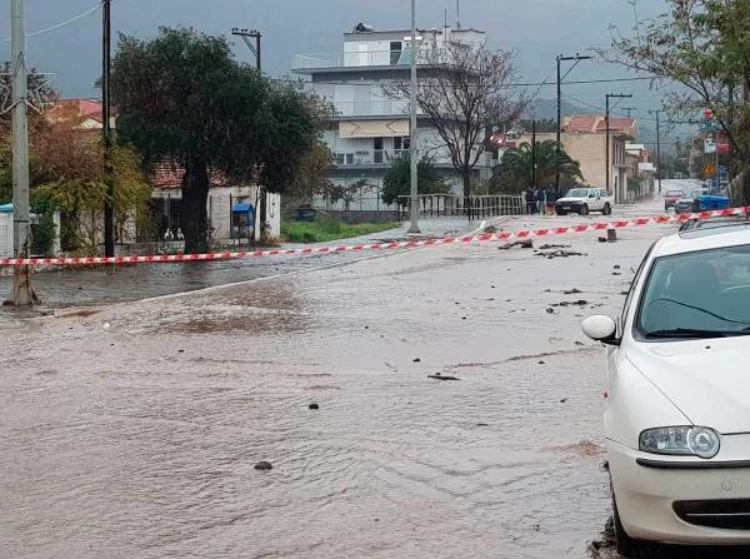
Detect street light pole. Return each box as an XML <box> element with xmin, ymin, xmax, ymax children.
<box><xmin>408</xmin><ymin>0</ymin><xmax>420</xmax><ymax>234</ymax></box>
<box><xmin>605</xmin><ymin>93</ymin><xmax>633</xmax><ymax>204</ymax></box>
<box><xmin>556</xmin><ymin>54</ymin><xmax>592</xmax><ymax>195</ymax></box>
<box><xmin>9</xmin><ymin>0</ymin><xmax>34</xmax><ymax>306</ymax></box>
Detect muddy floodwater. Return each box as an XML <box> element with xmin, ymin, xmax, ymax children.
<box><xmin>2</xmin><ymin>190</ymin><xmax>743</xmax><ymax>558</ymax></box>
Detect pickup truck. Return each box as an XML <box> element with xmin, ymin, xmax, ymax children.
<box><xmin>555</xmin><ymin>187</ymin><xmax>613</xmax><ymax>216</ymax></box>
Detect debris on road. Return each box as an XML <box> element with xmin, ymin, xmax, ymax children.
<box><xmin>536</xmin><ymin>249</ymin><xmax>587</xmax><ymax>260</ymax></box>
<box><xmin>413</xmin><ymin>358</ymin><xmax>421</xmax><ymax>363</ymax></box>
<box><xmin>562</xmin><ymin>288</ymin><xmax>583</xmax><ymax>295</ymax></box>
<box><xmin>538</xmin><ymin>244</ymin><xmax>569</xmax><ymax>250</ymax></box>
<box><xmin>309</xmin><ymin>403</ymin><xmax>320</xmax><ymax>410</ymax></box>
<box><xmin>254</xmin><ymin>461</ymin><xmax>274</xmax><ymax>471</ymax></box>
<box><xmin>428</xmin><ymin>373</ymin><xmax>460</xmax><ymax>381</ymax></box>
<box><xmin>499</xmin><ymin>239</ymin><xmax>534</xmax><ymax>250</ymax></box>
<box><xmin>551</xmin><ymin>300</ymin><xmax>589</xmax><ymax>308</ymax></box>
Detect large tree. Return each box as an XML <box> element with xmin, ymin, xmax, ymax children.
<box><xmin>112</xmin><ymin>28</ymin><xmax>325</xmax><ymax>252</ymax></box>
<box><xmin>388</xmin><ymin>42</ymin><xmax>526</xmax><ymax>218</ymax></box>
<box><xmin>602</xmin><ymin>0</ymin><xmax>750</xmax><ymax>202</ymax></box>
<box><xmin>491</xmin><ymin>140</ymin><xmax>583</xmax><ymax>194</ymax></box>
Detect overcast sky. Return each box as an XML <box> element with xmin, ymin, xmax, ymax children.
<box><xmin>3</xmin><ymin>0</ymin><xmax>689</xmax><ymax>141</ymax></box>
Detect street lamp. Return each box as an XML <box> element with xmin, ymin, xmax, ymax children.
<box><xmin>556</xmin><ymin>54</ymin><xmax>592</xmax><ymax>194</ymax></box>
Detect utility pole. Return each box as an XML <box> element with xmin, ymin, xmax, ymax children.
<box><xmin>649</xmin><ymin>109</ymin><xmax>662</xmax><ymax>194</ymax></box>
<box><xmin>606</xmin><ymin>93</ymin><xmax>633</xmax><ymax>204</ymax></box>
<box><xmin>232</xmin><ymin>28</ymin><xmax>262</xmax><ymax>72</ymax></box>
<box><xmin>408</xmin><ymin>0</ymin><xmax>420</xmax><ymax>233</ymax></box>
<box><xmin>103</xmin><ymin>0</ymin><xmax>115</xmax><ymax>257</ymax></box>
<box><xmin>232</xmin><ymin>27</ymin><xmax>264</xmax><ymax>235</ymax></box>
<box><xmin>9</xmin><ymin>0</ymin><xmax>34</xmax><ymax>306</ymax></box>
<box><xmin>556</xmin><ymin>54</ymin><xmax>592</xmax><ymax>196</ymax></box>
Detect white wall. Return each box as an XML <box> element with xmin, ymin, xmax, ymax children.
<box><xmin>0</xmin><ymin>214</ymin><xmax>13</xmax><ymax>258</ymax></box>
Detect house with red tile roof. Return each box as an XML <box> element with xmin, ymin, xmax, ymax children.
<box><xmin>507</xmin><ymin>114</ymin><xmax>643</xmax><ymax>204</ymax></box>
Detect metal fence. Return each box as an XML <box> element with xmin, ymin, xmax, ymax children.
<box><xmin>396</xmin><ymin>194</ymin><xmax>524</xmax><ymax>219</ymax></box>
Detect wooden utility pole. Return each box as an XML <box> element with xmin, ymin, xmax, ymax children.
<box><xmin>103</xmin><ymin>0</ymin><xmax>115</xmax><ymax>257</ymax></box>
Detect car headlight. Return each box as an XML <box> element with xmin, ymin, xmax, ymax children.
<box><xmin>639</xmin><ymin>426</ymin><xmax>720</xmax><ymax>459</ymax></box>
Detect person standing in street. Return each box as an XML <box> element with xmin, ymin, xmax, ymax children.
<box><xmin>536</xmin><ymin>188</ymin><xmax>545</xmax><ymax>215</ymax></box>
<box><xmin>525</xmin><ymin>189</ymin><xmax>536</xmax><ymax>214</ymax></box>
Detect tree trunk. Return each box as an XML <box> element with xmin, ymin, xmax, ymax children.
<box><xmin>181</xmin><ymin>158</ymin><xmax>210</xmax><ymax>254</ymax></box>
<box><xmin>462</xmin><ymin>169</ymin><xmax>472</xmax><ymax>221</ymax></box>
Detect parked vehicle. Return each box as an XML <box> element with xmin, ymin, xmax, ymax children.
<box><xmin>675</xmin><ymin>189</ymin><xmax>730</xmax><ymax>214</ymax></box>
<box><xmin>554</xmin><ymin>187</ymin><xmax>613</xmax><ymax>216</ymax></box>
<box><xmin>581</xmin><ymin>224</ymin><xmax>750</xmax><ymax>556</ymax></box>
<box><xmin>664</xmin><ymin>189</ymin><xmax>685</xmax><ymax>211</ymax></box>
<box><xmin>674</xmin><ymin>188</ymin><xmax>709</xmax><ymax>214</ymax></box>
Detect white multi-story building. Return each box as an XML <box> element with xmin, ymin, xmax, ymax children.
<box><xmin>292</xmin><ymin>23</ymin><xmax>493</xmax><ymax>210</ymax></box>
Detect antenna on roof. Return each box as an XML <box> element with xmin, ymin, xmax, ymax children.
<box><xmin>456</xmin><ymin>0</ymin><xmax>461</xmax><ymax>29</ymax></box>
<box><xmin>444</xmin><ymin>8</ymin><xmax>448</xmax><ymax>28</ymax></box>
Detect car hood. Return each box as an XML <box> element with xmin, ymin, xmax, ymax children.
<box><xmin>627</xmin><ymin>337</ymin><xmax>750</xmax><ymax>433</ymax></box>
<box><xmin>556</xmin><ymin>197</ymin><xmax>584</xmax><ymax>203</ymax></box>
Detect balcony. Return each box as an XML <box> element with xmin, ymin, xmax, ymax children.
<box><xmin>292</xmin><ymin>47</ymin><xmax>450</xmax><ymax>72</ymax></box>
<box><xmin>334</xmin><ymin>99</ymin><xmax>411</xmax><ymax>118</ymax></box>
<box><xmin>334</xmin><ymin>149</ymin><xmax>410</xmax><ymax>167</ymax></box>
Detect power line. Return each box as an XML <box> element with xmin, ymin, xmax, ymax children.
<box><xmin>0</xmin><ymin>2</ymin><xmax>103</xmax><ymax>42</ymax></box>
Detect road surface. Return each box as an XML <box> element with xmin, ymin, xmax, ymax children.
<box><xmin>3</xmin><ymin>182</ymin><xmax>744</xmax><ymax>558</ymax></box>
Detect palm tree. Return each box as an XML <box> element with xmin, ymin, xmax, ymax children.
<box><xmin>492</xmin><ymin>140</ymin><xmax>584</xmax><ymax>194</ymax></box>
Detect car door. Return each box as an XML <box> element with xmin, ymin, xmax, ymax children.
<box><xmin>588</xmin><ymin>189</ymin><xmax>602</xmax><ymax>211</ymax></box>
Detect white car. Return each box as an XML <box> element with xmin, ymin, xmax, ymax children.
<box><xmin>582</xmin><ymin>222</ymin><xmax>750</xmax><ymax>556</ymax></box>
<box><xmin>555</xmin><ymin>187</ymin><xmax>613</xmax><ymax>216</ymax></box>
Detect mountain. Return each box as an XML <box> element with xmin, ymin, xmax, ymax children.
<box><xmin>524</xmin><ymin>98</ymin><xmax>587</xmax><ymax>120</ymax></box>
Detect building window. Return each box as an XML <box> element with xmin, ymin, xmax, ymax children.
<box><xmin>374</xmin><ymin>137</ymin><xmax>384</xmax><ymax>163</ymax></box>
<box><xmin>394</xmin><ymin>136</ymin><xmax>410</xmax><ymax>154</ymax></box>
<box><xmin>390</xmin><ymin>41</ymin><xmax>403</xmax><ymax>65</ymax></box>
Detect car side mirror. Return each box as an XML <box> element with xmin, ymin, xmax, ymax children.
<box><xmin>581</xmin><ymin>315</ymin><xmax>620</xmax><ymax>346</ymax></box>
<box><xmin>589</xmin><ymin>193</ymin><xmax>596</xmax><ymax>198</ymax></box>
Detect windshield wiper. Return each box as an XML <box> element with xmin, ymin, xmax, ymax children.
<box><xmin>646</xmin><ymin>328</ymin><xmax>750</xmax><ymax>339</ymax></box>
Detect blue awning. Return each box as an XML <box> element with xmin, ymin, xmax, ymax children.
<box><xmin>232</xmin><ymin>203</ymin><xmax>254</xmax><ymax>213</ymax></box>
<box><xmin>0</xmin><ymin>203</ymin><xmax>13</xmax><ymax>214</ymax></box>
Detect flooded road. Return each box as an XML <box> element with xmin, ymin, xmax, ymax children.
<box><xmin>3</xmin><ymin>189</ymin><xmax>743</xmax><ymax>558</ymax></box>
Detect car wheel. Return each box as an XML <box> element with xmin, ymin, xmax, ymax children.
<box><xmin>555</xmin><ymin>209</ymin><xmax>567</xmax><ymax>216</ymax></box>
<box><xmin>603</xmin><ymin>203</ymin><xmax>612</xmax><ymax>216</ymax></box>
<box><xmin>612</xmin><ymin>485</ymin><xmax>661</xmax><ymax>558</ymax></box>
<box><xmin>579</xmin><ymin>204</ymin><xmax>589</xmax><ymax>216</ymax></box>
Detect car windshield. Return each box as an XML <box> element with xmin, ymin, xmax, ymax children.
<box><xmin>689</xmin><ymin>189</ymin><xmax>707</xmax><ymax>198</ymax></box>
<box><xmin>637</xmin><ymin>245</ymin><xmax>750</xmax><ymax>339</ymax></box>
<box><xmin>565</xmin><ymin>189</ymin><xmax>589</xmax><ymax>198</ymax></box>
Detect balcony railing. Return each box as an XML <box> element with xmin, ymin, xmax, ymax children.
<box><xmin>333</xmin><ymin>99</ymin><xmax>411</xmax><ymax>118</ymax></box>
<box><xmin>334</xmin><ymin>149</ymin><xmax>410</xmax><ymax>166</ymax></box>
<box><xmin>292</xmin><ymin>47</ymin><xmax>451</xmax><ymax>71</ymax></box>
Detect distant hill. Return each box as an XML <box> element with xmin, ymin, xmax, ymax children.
<box><xmin>524</xmin><ymin>98</ymin><xmax>587</xmax><ymax>120</ymax></box>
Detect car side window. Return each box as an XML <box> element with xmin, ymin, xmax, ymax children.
<box><xmin>619</xmin><ymin>243</ymin><xmax>656</xmax><ymax>336</ymax></box>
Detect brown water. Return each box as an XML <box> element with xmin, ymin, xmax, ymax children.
<box><xmin>2</xmin><ymin>198</ymin><xmax>746</xmax><ymax>558</ymax></box>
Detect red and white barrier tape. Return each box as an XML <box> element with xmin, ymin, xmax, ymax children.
<box><xmin>1</xmin><ymin>207</ymin><xmax>748</xmax><ymax>268</ymax></box>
